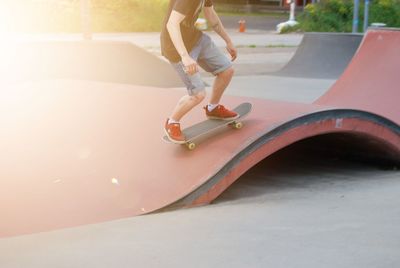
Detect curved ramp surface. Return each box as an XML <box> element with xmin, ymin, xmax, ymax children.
<box><xmin>0</xmin><ymin>41</ymin><xmax>182</xmax><ymax>87</ymax></box>
<box><xmin>315</xmin><ymin>28</ymin><xmax>399</xmax><ymax>121</ymax></box>
<box><xmin>1</xmin><ymin>29</ymin><xmax>399</xmax><ymax>237</ymax></box>
<box><xmin>273</xmin><ymin>32</ymin><xmax>363</xmax><ymax>79</ymax></box>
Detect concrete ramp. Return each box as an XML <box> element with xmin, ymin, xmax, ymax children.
<box><xmin>315</xmin><ymin>28</ymin><xmax>399</xmax><ymax>120</ymax></box>
<box><xmin>0</xmin><ymin>29</ymin><xmax>399</xmax><ymax>238</ymax></box>
<box><xmin>0</xmin><ymin>41</ymin><xmax>182</xmax><ymax>87</ymax></box>
<box><xmin>273</xmin><ymin>32</ymin><xmax>363</xmax><ymax>79</ymax></box>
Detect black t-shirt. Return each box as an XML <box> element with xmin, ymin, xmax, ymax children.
<box><xmin>161</xmin><ymin>0</ymin><xmax>213</xmax><ymax>62</ymax></box>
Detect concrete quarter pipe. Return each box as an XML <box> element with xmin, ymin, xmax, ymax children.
<box><xmin>273</xmin><ymin>32</ymin><xmax>363</xmax><ymax>79</ymax></box>
<box><xmin>0</xmin><ymin>41</ymin><xmax>182</xmax><ymax>87</ymax></box>
<box><xmin>0</xmin><ymin>29</ymin><xmax>399</xmax><ymax>237</ymax></box>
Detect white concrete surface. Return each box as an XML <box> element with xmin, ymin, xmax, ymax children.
<box><xmin>205</xmin><ymin>75</ymin><xmax>335</xmax><ymax>103</ymax></box>
<box><xmin>7</xmin><ymin>30</ymin><xmax>302</xmax><ymax>48</ymax></box>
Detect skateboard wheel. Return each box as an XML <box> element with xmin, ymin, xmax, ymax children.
<box><xmin>186</xmin><ymin>142</ymin><xmax>196</xmax><ymax>150</ymax></box>
<box><xmin>233</xmin><ymin>122</ymin><xmax>243</xmax><ymax>129</ymax></box>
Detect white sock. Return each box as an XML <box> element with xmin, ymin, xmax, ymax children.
<box><xmin>168</xmin><ymin>118</ymin><xmax>180</xmax><ymax>124</ymax></box>
<box><xmin>207</xmin><ymin>103</ymin><xmax>219</xmax><ymax>112</ymax></box>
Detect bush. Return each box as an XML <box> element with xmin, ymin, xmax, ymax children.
<box><xmin>299</xmin><ymin>0</ymin><xmax>353</xmax><ymax>32</ymax></box>
<box><xmin>279</xmin><ymin>23</ymin><xmax>302</xmax><ymax>34</ymax></box>
<box><xmin>367</xmin><ymin>0</ymin><xmax>400</xmax><ymax>27</ymax></box>
<box><xmin>299</xmin><ymin>0</ymin><xmax>400</xmax><ymax>32</ymax></box>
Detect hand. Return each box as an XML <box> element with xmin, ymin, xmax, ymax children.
<box><xmin>181</xmin><ymin>55</ymin><xmax>198</xmax><ymax>75</ymax></box>
<box><xmin>226</xmin><ymin>42</ymin><xmax>237</xmax><ymax>62</ymax></box>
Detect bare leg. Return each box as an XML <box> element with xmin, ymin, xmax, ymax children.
<box><xmin>169</xmin><ymin>91</ymin><xmax>206</xmax><ymax>121</ymax></box>
<box><xmin>209</xmin><ymin>67</ymin><xmax>234</xmax><ymax>105</ymax></box>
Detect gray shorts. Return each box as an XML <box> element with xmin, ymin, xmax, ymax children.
<box><xmin>170</xmin><ymin>34</ymin><xmax>233</xmax><ymax>96</ymax></box>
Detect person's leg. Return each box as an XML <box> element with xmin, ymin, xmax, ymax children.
<box><xmin>197</xmin><ymin>34</ymin><xmax>238</xmax><ymax>120</ymax></box>
<box><xmin>169</xmin><ymin>90</ymin><xmax>206</xmax><ymax>121</ymax></box>
<box><xmin>168</xmin><ymin>60</ymin><xmax>207</xmax><ymax>121</ymax></box>
<box><xmin>209</xmin><ymin>67</ymin><xmax>234</xmax><ymax>105</ymax></box>
<box><xmin>164</xmin><ymin>92</ymin><xmax>205</xmax><ymax>144</ymax></box>
<box><xmin>165</xmin><ymin>60</ymin><xmax>206</xmax><ymax>143</ymax></box>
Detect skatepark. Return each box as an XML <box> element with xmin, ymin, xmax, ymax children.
<box><xmin>0</xmin><ymin>22</ymin><xmax>399</xmax><ymax>267</ymax></box>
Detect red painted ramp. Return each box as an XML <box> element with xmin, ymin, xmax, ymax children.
<box><xmin>315</xmin><ymin>28</ymin><xmax>400</xmax><ymax>123</ymax></box>
<box><xmin>0</xmin><ymin>80</ymin><xmax>318</xmax><ymax>237</ymax></box>
<box><xmin>1</xmin><ymin>29</ymin><xmax>399</xmax><ymax>237</ymax></box>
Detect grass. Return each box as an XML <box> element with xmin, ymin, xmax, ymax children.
<box><xmin>265</xmin><ymin>44</ymin><xmax>297</xmax><ymax>48</ymax></box>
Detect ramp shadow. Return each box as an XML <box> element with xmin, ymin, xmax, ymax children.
<box><xmin>214</xmin><ymin>133</ymin><xmax>400</xmax><ymax>204</ymax></box>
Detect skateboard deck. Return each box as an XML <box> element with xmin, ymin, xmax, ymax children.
<box><xmin>163</xmin><ymin>102</ymin><xmax>252</xmax><ymax>150</ymax></box>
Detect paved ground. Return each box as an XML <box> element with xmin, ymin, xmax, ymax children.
<box><xmin>0</xmin><ymin>28</ymin><xmax>399</xmax><ymax>268</ymax></box>
<box><xmin>1</xmin><ymin>146</ymin><xmax>398</xmax><ymax>268</ymax></box>
<box><xmin>219</xmin><ymin>14</ymin><xmax>287</xmax><ymax>32</ymax></box>
<box><xmin>205</xmin><ymin>75</ymin><xmax>335</xmax><ymax>103</ymax></box>
<box><xmin>205</xmin><ymin>46</ymin><xmax>298</xmax><ymax>76</ymax></box>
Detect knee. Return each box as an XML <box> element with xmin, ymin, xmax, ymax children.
<box><xmin>218</xmin><ymin>67</ymin><xmax>234</xmax><ymax>78</ymax></box>
<box><xmin>190</xmin><ymin>90</ymin><xmax>206</xmax><ymax>103</ymax></box>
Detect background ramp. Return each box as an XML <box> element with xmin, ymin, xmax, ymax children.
<box><xmin>0</xmin><ymin>41</ymin><xmax>182</xmax><ymax>87</ymax></box>
<box><xmin>273</xmin><ymin>32</ymin><xmax>363</xmax><ymax>79</ymax></box>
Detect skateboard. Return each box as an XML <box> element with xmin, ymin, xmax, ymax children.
<box><xmin>163</xmin><ymin>102</ymin><xmax>252</xmax><ymax>150</ymax></box>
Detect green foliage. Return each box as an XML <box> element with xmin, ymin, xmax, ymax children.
<box><xmin>367</xmin><ymin>0</ymin><xmax>400</xmax><ymax>27</ymax></box>
<box><xmin>3</xmin><ymin>0</ymin><xmax>169</xmax><ymax>33</ymax></box>
<box><xmin>279</xmin><ymin>23</ymin><xmax>301</xmax><ymax>34</ymax></box>
<box><xmin>299</xmin><ymin>0</ymin><xmax>400</xmax><ymax>32</ymax></box>
<box><xmin>299</xmin><ymin>0</ymin><xmax>353</xmax><ymax>32</ymax></box>
<box><xmin>91</xmin><ymin>0</ymin><xmax>169</xmax><ymax>32</ymax></box>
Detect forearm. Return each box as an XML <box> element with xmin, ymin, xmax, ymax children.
<box><xmin>167</xmin><ymin>22</ymin><xmax>189</xmax><ymax>58</ymax></box>
<box><xmin>167</xmin><ymin>10</ymin><xmax>190</xmax><ymax>59</ymax></box>
<box><xmin>166</xmin><ymin>10</ymin><xmax>198</xmax><ymax>73</ymax></box>
<box><xmin>211</xmin><ymin>17</ymin><xmax>232</xmax><ymax>44</ymax></box>
<box><xmin>205</xmin><ymin>8</ymin><xmax>232</xmax><ymax>45</ymax></box>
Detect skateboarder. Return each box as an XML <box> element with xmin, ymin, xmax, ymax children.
<box><xmin>161</xmin><ymin>0</ymin><xmax>239</xmax><ymax>144</ymax></box>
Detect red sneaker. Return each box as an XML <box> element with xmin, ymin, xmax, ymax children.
<box><xmin>204</xmin><ymin>105</ymin><xmax>239</xmax><ymax>120</ymax></box>
<box><xmin>164</xmin><ymin>119</ymin><xmax>186</xmax><ymax>144</ymax></box>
